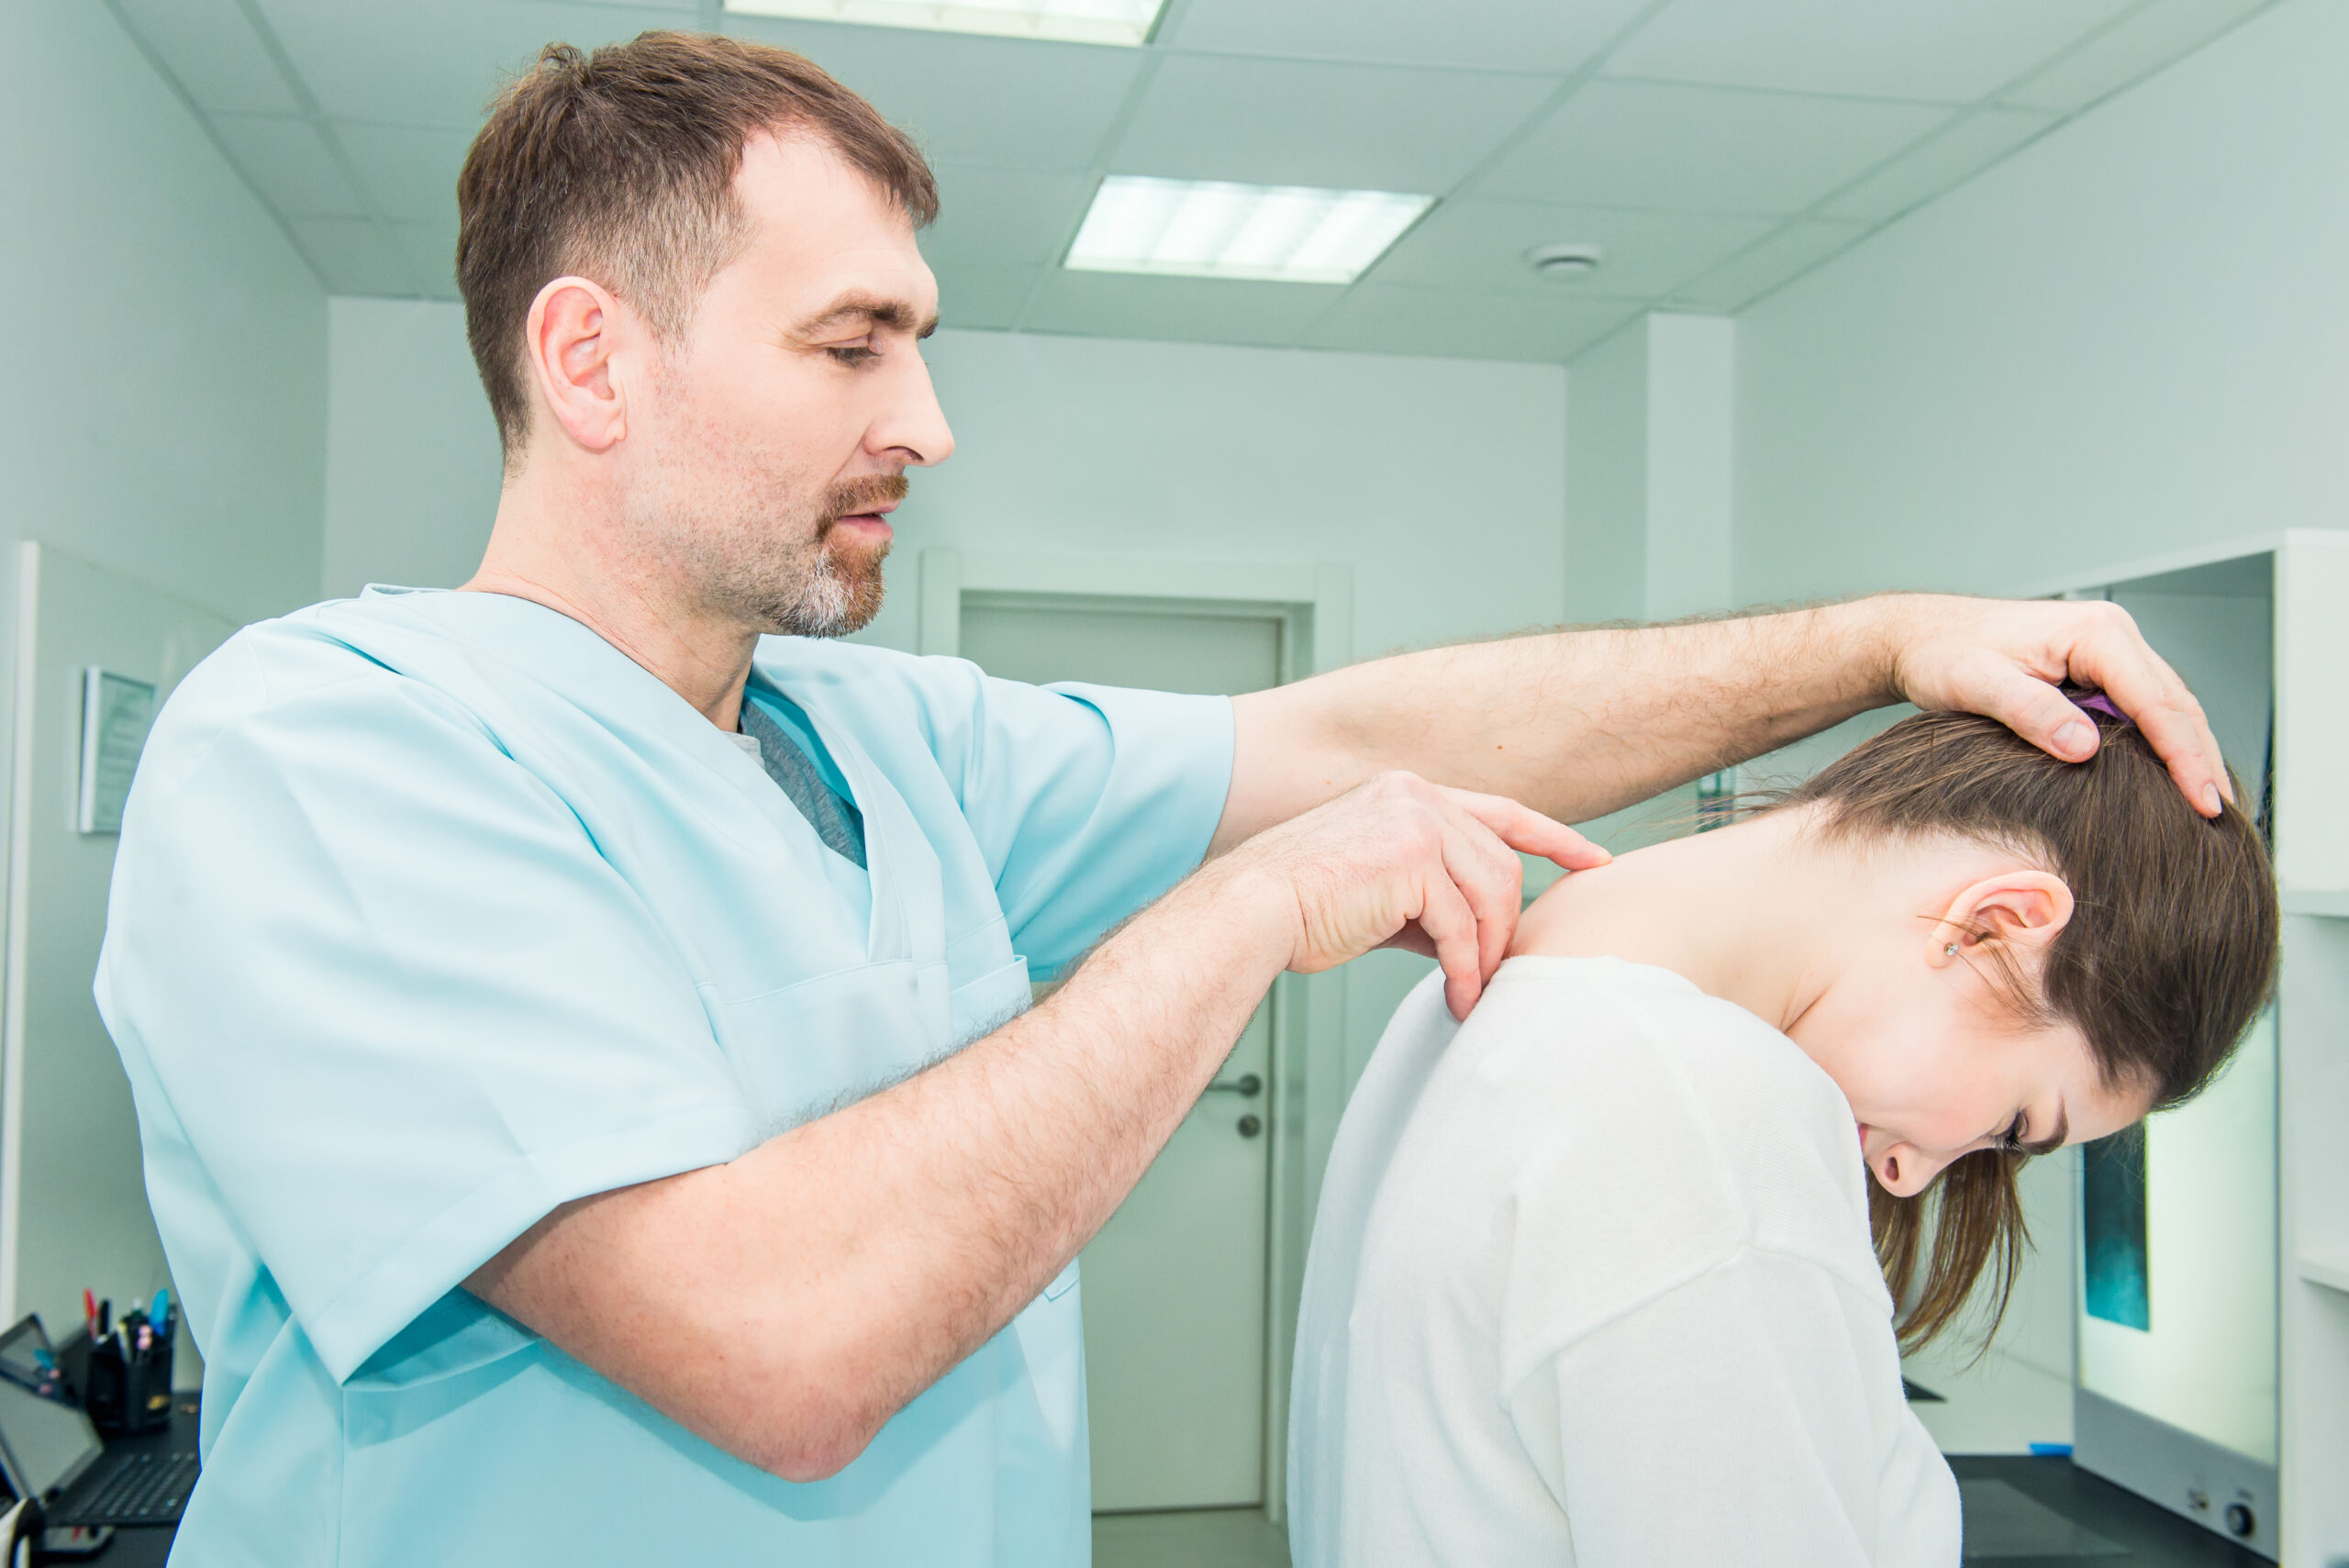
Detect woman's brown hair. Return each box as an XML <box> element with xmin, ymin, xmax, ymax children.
<box><xmin>1768</xmin><ymin>704</ymin><xmax>2278</xmax><ymax>1351</ymax></box>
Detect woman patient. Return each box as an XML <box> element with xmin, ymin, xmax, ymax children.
<box><xmin>1288</xmin><ymin>705</ymin><xmax>2277</xmax><ymax>1567</ymax></box>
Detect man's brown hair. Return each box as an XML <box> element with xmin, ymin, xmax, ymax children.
<box><xmin>456</xmin><ymin>31</ymin><xmax>939</xmax><ymax>461</ymax></box>
<box><xmin>1770</xmin><ymin>706</ymin><xmax>2278</xmax><ymax>1351</ymax></box>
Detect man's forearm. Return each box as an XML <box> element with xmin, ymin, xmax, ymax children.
<box><xmin>468</xmin><ymin>851</ymin><xmax>1296</xmax><ymax>1481</ymax></box>
<box><xmin>1219</xmin><ymin>598</ymin><xmax>1895</xmax><ymax>850</ymax></box>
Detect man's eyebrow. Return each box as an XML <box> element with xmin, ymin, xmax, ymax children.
<box><xmin>2023</xmin><ymin>1099</ymin><xmax>2070</xmax><ymax>1157</ymax></box>
<box><xmin>793</xmin><ymin>292</ymin><xmax>940</xmax><ymax>339</ymax></box>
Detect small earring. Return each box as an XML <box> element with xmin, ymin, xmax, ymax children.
<box><xmin>1944</xmin><ymin>943</ymin><xmax>1959</xmax><ymax>958</ymax></box>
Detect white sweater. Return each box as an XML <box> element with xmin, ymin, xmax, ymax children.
<box><xmin>1288</xmin><ymin>958</ymin><xmax>1959</xmax><ymax>1568</ymax></box>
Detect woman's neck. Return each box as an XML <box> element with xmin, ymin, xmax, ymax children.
<box><xmin>1509</xmin><ymin>807</ymin><xmax>1843</xmax><ymax>1036</ymax></box>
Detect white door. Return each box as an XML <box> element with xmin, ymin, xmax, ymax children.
<box><xmin>0</xmin><ymin>543</ymin><xmax>238</xmax><ymax>1364</ymax></box>
<box><xmin>956</xmin><ymin>595</ymin><xmax>1282</xmax><ymax>1511</ymax></box>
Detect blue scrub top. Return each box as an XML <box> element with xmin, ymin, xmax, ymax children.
<box><xmin>94</xmin><ymin>586</ymin><xmax>1233</xmax><ymax>1565</ymax></box>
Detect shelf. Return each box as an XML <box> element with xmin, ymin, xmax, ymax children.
<box><xmin>2281</xmin><ymin>888</ymin><xmax>2349</xmax><ymax>917</ymax></box>
<box><xmin>2300</xmin><ymin>1253</ymin><xmax>2349</xmax><ymax>1295</ymax></box>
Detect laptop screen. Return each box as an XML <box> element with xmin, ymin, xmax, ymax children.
<box><xmin>0</xmin><ymin>1318</ymin><xmax>103</xmax><ymax>1500</ymax></box>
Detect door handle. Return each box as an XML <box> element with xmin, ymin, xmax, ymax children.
<box><xmin>1204</xmin><ymin>1073</ymin><xmax>1262</xmax><ymax>1098</ymax></box>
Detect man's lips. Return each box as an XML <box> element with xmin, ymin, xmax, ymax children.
<box><xmin>830</xmin><ymin>506</ymin><xmax>895</xmax><ymax>543</ymax></box>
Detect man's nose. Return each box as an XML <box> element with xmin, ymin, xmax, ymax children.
<box><xmin>869</xmin><ymin>352</ymin><xmax>954</xmax><ymax>468</ymax></box>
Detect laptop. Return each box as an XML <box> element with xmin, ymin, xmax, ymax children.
<box><xmin>0</xmin><ymin>1316</ymin><xmax>195</xmax><ymax>1528</ymax></box>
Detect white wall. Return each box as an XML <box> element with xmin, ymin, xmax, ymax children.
<box><xmin>323</xmin><ymin>298</ymin><xmax>504</xmax><ymax>598</ymax></box>
<box><xmin>1562</xmin><ymin>312</ymin><xmax>1737</xmax><ymax>626</ymax></box>
<box><xmin>1733</xmin><ymin>0</ymin><xmax>2349</xmax><ymax>606</ymax></box>
<box><xmin>2</xmin><ymin>0</ymin><xmax>328</xmax><ymax>626</ymax></box>
<box><xmin>1563</xmin><ymin>324</ymin><xmax>1648</xmax><ymax>624</ymax></box>
<box><xmin>1712</xmin><ymin>0</ymin><xmax>2349</xmax><ymax>1454</ymax></box>
<box><xmin>0</xmin><ymin>0</ymin><xmax>328</xmax><ymax>1385</ymax></box>
<box><xmin>318</xmin><ymin>308</ymin><xmax>1573</xmax><ymax>666</ymax></box>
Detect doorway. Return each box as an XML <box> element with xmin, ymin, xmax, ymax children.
<box><xmin>958</xmin><ymin>590</ymin><xmax>1286</xmax><ymax>1512</ymax></box>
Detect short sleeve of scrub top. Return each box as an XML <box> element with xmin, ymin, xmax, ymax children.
<box><xmin>99</xmin><ymin>654</ymin><xmax>765</xmax><ymax>1385</ymax></box>
<box><xmin>849</xmin><ymin>650</ymin><xmax>1239</xmax><ymax>979</ymax></box>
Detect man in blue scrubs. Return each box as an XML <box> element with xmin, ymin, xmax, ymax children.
<box><xmin>95</xmin><ymin>32</ymin><xmax>2231</xmax><ymax>1566</ymax></box>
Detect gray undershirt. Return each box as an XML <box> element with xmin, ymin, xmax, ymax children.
<box><xmin>730</xmin><ymin>705</ymin><xmax>867</xmax><ymax>870</ymax></box>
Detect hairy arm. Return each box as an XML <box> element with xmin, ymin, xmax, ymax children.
<box><xmin>468</xmin><ymin>776</ymin><xmax>1584</xmax><ymax>1480</ymax></box>
<box><xmin>1216</xmin><ymin>594</ymin><xmax>2228</xmax><ymax>852</ymax></box>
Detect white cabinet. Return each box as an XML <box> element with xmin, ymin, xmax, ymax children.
<box><xmin>2026</xmin><ymin>531</ymin><xmax>2349</xmax><ymax>1564</ymax></box>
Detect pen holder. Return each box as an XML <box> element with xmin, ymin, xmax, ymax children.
<box><xmin>83</xmin><ymin>1326</ymin><xmax>173</xmax><ymax>1437</ymax></box>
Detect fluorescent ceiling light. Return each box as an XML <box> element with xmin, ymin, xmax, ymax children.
<box><xmin>1066</xmin><ymin>177</ymin><xmax>1434</xmax><ymax>284</ymax></box>
<box><xmin>724</xmin><ymin>0</ymin><xmax>1166</xmax><ymax>48</ymax></box>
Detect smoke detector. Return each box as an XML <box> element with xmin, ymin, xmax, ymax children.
<box><xmin>1527</xmin><ymin>242</ymin><xmax>1603</xmax><ymax>279</ymax></box>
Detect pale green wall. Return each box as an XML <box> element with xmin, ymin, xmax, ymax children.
<box><xmin>321</xmin><ymin>305</ymin><xmax>1572</xmax><ymax>657</ymax></box>
<box><xmin>1563</xmin><ymin>313</ymin><xmax>1736</xmax><ymax>626</ymax></box>
<box><xmin>1733</xmin><ymin>0</ymin><xmax>2349</xmax><ymax>605</ymax></box>
<box><xmin>1562</xmin><ymin>321</ymin><xmax>1648</xmax><ymax>625</ymax></box>
<box><xmin>323</xmin><ymin>298</ymin><xmax>503</xmax><ymax>599</ymax></box>
<box><xmin>0</xmin><ymin>0</ymin><xmax>327</xmax><ymax>625</ymax></box>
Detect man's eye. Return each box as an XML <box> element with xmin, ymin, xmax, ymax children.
<box><xmin>826</xmin><ymin>345</ymin><xmax>879</xmax><ymax>366</ymax></box>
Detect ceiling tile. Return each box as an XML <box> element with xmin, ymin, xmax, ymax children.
<box><xmin>1306</xmin><ymin>283</ymin><xmax>1639</xmax><ymax>363</ymax></box>
<box><xmin>931</xmin><ymin>264</ymin><xmax>1039</xmax><ymax>332</ymax></box>
<box><xmin>207</xmin><ymin>113</ymin><xmax>364</xmax><ymax>217</ymax></box>
<box><xmin>1605</xmin><ymin>0</ymin><xmax>2134</xmax><ymax>104</ymax></box>
<box><xmin>1018</xmin><ymin>269</ymin><xmax>1341</xmax><ymax>349</ymax></box>
<box><xmin>920</xmin><ymin>164</ymin><xmax>1095</xmax><ymax>272</ymax></box>
<box><xmin>723</xmin><ymin>17</ymin><xmax>1144</xmax><ymax>170</ymax></box>
<box><xmin>1664</xmin><ymin>217</ymin><xmax>1868</xmax><ymax>312</ymax></box>
<box><xmin>114</xmin><ymin>0</ymin><xmax>303</xmax><ymax>115</ymax></box>
<box><xmin>1110</xmin><ymin>54</ymin><xmax>1556</xmax><ymax>194</ymax></box>
<box><xmin>250</xmin><ymin>0</ymin><xmax>688</xmax><ymax>128</ymax></box>
<box><xmin>291</xmin><ymin>217</ymin><xmax>419</xmax><ymax>295</ymax></box>
<box><xmin>1480</xmin><ymin>80</ymin><xmax>1950</xmax><ymax>215</ymax></box>
<box><xmin>335</xmin><ymin>121</ymin><xmax>479</xmax><ymax>225</ymax></box>
<box><xmin>1817</xmin><ymin>107</ymin><xmax>2055</xmax><ymax>221</ymax></box>
<box><xmin>1371</xmin><ymin>198</ymin><xmax>1772</xmax><ymax>298</ymax></box>
<box><xmin>1165</xmin><ymin>0</ymin><xmax>1647</xmax><ymax>74</ymax></box>
<box><xmin>2001</xmin><ymin>0</ymin><xmax>2274</xmax><ymax>114</ymax></box>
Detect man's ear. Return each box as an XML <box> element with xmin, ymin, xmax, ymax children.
<box><xmin>1930</xmin><ymin>869</ymin><xmax>2075</xmax><ymax>967</ymax></box>
<box><xmin>523</xmin><ymin>275</ymin><xmax>637</xmax><ymax>455</ymax></box>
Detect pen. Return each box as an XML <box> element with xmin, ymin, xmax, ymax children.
<box><xmin>82</xmin><ymin>1288</ymin><xmax>98</xmax><ymax>1334</ymax></box>
<box><xmin>150</xmin><ymin>1288</ymin><xmax>169</xmax><ymax>1328</ymax></box>
<box><xmin>97</xmin><ymin>1298</ymin><xmax>110</xmax><ymax>1335</ymax></box>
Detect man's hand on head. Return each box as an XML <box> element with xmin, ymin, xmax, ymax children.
<box><xmin>1874</xmin><ymin>595</ymin><xmax>2231</xmax><ymax>817</ymax></box>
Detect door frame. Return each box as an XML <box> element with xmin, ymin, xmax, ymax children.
<box><xmin>919</xmin><ymin>548</ymin><xmax>1353</xmax><ymax>1523</ymax></box>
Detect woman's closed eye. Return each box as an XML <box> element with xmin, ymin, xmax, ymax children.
<box><xmin>1997</xmin><ymin>1112</ymin><xmax>2031</xmax><ymax>1155</ymax></box>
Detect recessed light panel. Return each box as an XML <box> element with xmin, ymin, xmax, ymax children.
<box><xmin>725</xmin><ymin>0</ymin><xmax>1166</xmax><ymax>48</ymax></box>
<box><xmin>1066</xmin><ymin>176</ymin><xmax>1435</xmax><ymax>284</ymax></box>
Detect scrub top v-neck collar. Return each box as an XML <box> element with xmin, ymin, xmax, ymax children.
<box><xmin>365</xmin><ymin>585</ymin><xmax>923</xmax><ymax>969</ymax></box>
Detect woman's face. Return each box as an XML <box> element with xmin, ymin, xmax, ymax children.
<box><xmin>1787</xmin><ymin>883</ymin><xmax>2152</xmax><ymax>1196</ymax></box>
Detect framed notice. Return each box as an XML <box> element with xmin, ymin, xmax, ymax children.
<box><xmin>78</xmin><ymin>668</ymin><xmax>157</xmax><ymax>835</ymax></box>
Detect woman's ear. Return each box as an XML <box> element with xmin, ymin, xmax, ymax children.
<box><xmin>1930</xmin><ymin>869</ymin><xmax>2075</xmax><ymax>966</ymax></box>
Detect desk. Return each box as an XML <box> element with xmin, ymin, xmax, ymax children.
<box><xmin>33</xmin><ymin>1400</ymin><xmax>197</xmax><ymax>1568</ymax></box>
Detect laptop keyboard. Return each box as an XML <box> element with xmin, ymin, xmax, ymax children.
<box><xmin>73</xmin><ymin>1449</ymin><xmax>198</xmax><ymax>1526</ymax></box>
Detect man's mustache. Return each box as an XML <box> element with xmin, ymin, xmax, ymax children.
<box><xmin>825</xmin><ymin>473</ymin><xmax>909</xmax><ymax>522</ymax></box>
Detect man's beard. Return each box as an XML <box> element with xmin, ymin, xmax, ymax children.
<box><xmin>717</xmin><ymin>472</ymin><xmax>906</xmax><ymax>639</ymax></box>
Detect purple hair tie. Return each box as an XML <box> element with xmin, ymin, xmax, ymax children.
<box><xmin>2071</xmin><ymin>690</ymin><xmax>2134</xmax><ymax>728</ymax></box>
